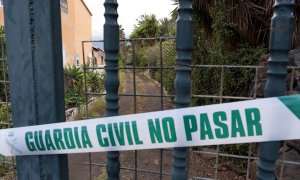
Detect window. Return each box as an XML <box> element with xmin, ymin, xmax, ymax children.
<box><xmin>0</xmin><ymin>0</ymin><xmax>3</xmax><ymax>7</ymax></box>
<box><xmin>101</xmin><ymin>56</ymin><xmax>104</xmax><ymax>65</ymax></box>
<box><xmin>94</xmin><ymin>58</ymin><xmax>98</xmax><ymax>66</ymax></box>
<box><xmin>75</xmin><ymin>56</ymin><xmax>80</xmax><ymax>67</ymax></box>
<box><xmin>88</xmin><ymin>57</ymin><xmax>93</xmax><ymax>67</ymax></box>
<box><xmin>60</xmin><ymin>0</ymin><xmax>68</xmax><ymax>14</ymax></box>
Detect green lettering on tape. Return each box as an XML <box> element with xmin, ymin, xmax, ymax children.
<box><xmin>162</xmin><ymin>117</ymin><xmax>177</xmax><ymax>143</ymax></box>
<box><xmin>200</xmin><ymin>113</ymin><xmax>214</xmax><ymax>140</ymax></box>
<box><xmin>245</xmin><ymin>108</ymin><xmax>262</xmax><ymax>136</ymax></box>
<box><xmin>231</xmin><ymin>110</ymin><xmax>246</xmax><ymax>137</ymax></box>
<box><xmin>213</xmin><ymin>111</ymin><xmax>229</xmax><ymax>139</ymax></box>
<box><xmin>183</xmin><ymin>115</ymin><xmax>197</xmax><ymax>141</ymax></box>
<box><xmin>25</xmin><ymin>131</ymin><xmax>36</xmax><ymax>151</ymax></box>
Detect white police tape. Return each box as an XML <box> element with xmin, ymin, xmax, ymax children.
<box><xmin>1</xmin><ymin>95</ymin><xmax>300</xmax><ymax>156</ymax></box>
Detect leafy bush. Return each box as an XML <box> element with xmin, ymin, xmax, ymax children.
<box><xmin>220</xmin><ymin>144</ymin><xmax>249</xmax><ymax>156</ymax></box>
<box><xmin>220</xmin><ymin>143</ymin><xmax>249</xmax><ymax>170</ymax></box>
<box><xmin>158</xmin><ymin>40</ymin><xmax>176</xmax><ymax>96</ymax></box>
<box><xmin>64</xmin><ymin>89</ymin><xmax>84</xmax><ymax>109</ymax></box>
<box><xmin>86</xmin><ymin>71</ymin><xmax>104</xmax><ymax>93</ymax></box>
<box><xmin>145</xmin><ymin>44</ymin><xmax>160</xmax><ymax>78</ymax></box>
<box><xmin>64</xmin><ymin>65</ymin><xmax>84</xmax><ymax>91</ymax></box>
<box><xmin>0</xmin><ymin>104</ymin><xmax>11</xmax><ymax>129</ymax></box>
<box><xmin>0</xmin><ymin>26</ymin><xmax>8</xmax><ymax>102</ymax></box>
<box><xmin>191</xmin><ymin>1</ymin><xmax>266</xmax><ymax>106</ymax></box>
<box><xmin>191</xmin><ymin>1</ymin><xmax>266</xmax><ymax>159</ymax></box>
<box><xmin>63</xmin><ymin>65</ymin><xmax>85</xmax><ymax>109</ymax></box>
<box><xmin>131</xmin><ymin>14</ymin><xmax>160</xmax><ymax>41</ymax></box>
<box><xmin>141</xmin><ymin>40</ymin><xmax>176</xmax><ymax>96</ymax></box>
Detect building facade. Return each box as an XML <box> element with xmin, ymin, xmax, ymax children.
<box><xmin>0</xmin><ymin>0</ymin><xmax>92</xmax><ymax>67</ymax></box>
<box><xmin>91</xmin><ymin>47</ymin><xmax>105</xmax><ymax>68</ymax></box>
<box><xmin>61</xmin><ymin>0</ymin><xmax>92</xmax><ymax>67</ymax></box>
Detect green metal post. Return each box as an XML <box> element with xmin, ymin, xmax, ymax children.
<box><xmin>3</xmin><ymin>0</ymin><xmax>69</xmax><ymax>179</ymax></box>
<box><xmin>257</xmin><ymin>0</ymin><xmax>295</xmax><ymax>179</ymax></box>
<box><xmin>104</xmin><ymin>0</ymin><xmax>120</xmax><ymax>179</ymax></box>
<box><xmin>172</xmin><ymin>0</ymin><xmax>193</xmax><ymax>179</ymax></box>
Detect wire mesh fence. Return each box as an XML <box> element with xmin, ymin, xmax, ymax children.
<box><xmin>74</xmin><ymin>37</ymin><xmax>300</xmax><ymax>179</ymax></box>
<box><xmin>1</xmin><ymin>36</ymin><xmax>300</xmax><ymax>179</ymax></box>
<box><xmin>0</xmin><ymin>32</ymin><xmax>16</xmax><ymax>179</ymax></box>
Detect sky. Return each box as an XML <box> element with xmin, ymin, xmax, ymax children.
<box><xmin>84</xmin><ymin>0</ymin><xmax>176</xmax><ymax>40</ymax></box>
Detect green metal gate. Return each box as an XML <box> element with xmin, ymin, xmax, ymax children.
<box><xmin>1</xmin><ymin>0</ymin><xmax>299</xmax><ymax>179</ymax></box>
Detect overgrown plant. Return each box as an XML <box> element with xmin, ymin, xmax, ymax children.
<box><xmin>0</xmin><ymin>26</ymin><xmax>7</xmax><ymax>103</ymax></box>
<box><xmin>189</xmin><ymin>0</ymin><xmax>266</xmax><ymax>165</ymax></box>
<box><xmin>86</xmin><ymin>71</ymin><xmax>104</xmax><ymax>93</ymax></box>
<box><xmin>0</xmin><ymin>104</ymin><xmax>11</xmax><ymax>129</ymax></box>
<box><xmin>191</xmin><ymin>0</ymin><xmax>266</xmax><ymax>106</ymax></box>
<box><xmin>63</xmin><ymin>65</ymin><xmax>84</xmax><ymax>109</ymax></box>
<box><xmin>155</xmin><ymin>40</ymin><xmax>176</xmax><ymax>96</ymax></box>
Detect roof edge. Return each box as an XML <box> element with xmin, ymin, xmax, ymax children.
<box><xmin>81</xmin><ymin>0</ymin><xmax>93</xmax><ymax>16</ymax></box>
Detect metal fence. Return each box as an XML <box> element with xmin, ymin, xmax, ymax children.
<box><xmin>1</xmin><ymin>38</ymin><xmax>300</xmax><ymax>179</ymax></box>
<box><xmin>1</xmin><ymin>0</ymin><xmax>299</xmax><ymax>180</ymax></box>
<box><xmin>0</xmin><ymin>32</ymin><xmax>16</xmax><ymax>179</ymax></box>
<box><xmin>77</xmin><ymin>36</ymin><xmax>300</xmax><ymax>180</ymax></box>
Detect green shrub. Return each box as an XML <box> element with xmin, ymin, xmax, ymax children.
<box><xmin>220</xmin><ymin>144</ymin><xmax>249</xmax><ymax>156</ymax></box>
<box><xmin>64</xmin><ymin>89</ymin><xmax>84</xmax><ymax>109</ymax></box>
<box><xmin>191</xmin><ymin>1</ymin><xmax>266</xmax><ymax>106</ymax></box>
<box><xmin>220</xmin><ymin>143</ymin><xmax>249</xmax><ymax>170</ymax></box>
<box><xmin>64</xmin><ymin>65</ymin><xmax>84</xmax><ymax>91</ymax></box>
<box><xmin>160</xmin><ymin>40</ymin><xmax>176</xmax><ymax>96</ymax></box>
<box><xmin>63</xmin><ymin>65</ymin><xmax>84</xmax><ymax>109</ymax></box>
<box><xmin>86</xmin><ymin>71</ymin><xmax>104</xmax><ymax>93</ymax></box>
<box><xmin>0</xmin><ymin>104</ymin><xmax>11</xmax><ymax>129</ymax></box>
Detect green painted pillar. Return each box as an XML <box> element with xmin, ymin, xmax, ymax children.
<box><xmin>3</xmin><ymin>0</ymin><xmax>69</xmax><ymax>179</ymax></box>
<box><xmin>104</xmin><ymin>0</ymin><xmax>120</xmax><ymax>179</ymax></box>
<box><xmin>257</xmin><ymin>0</ymin><xmax>295</xmax><ymax>179</ymax></box>
<box><xmin>172</xmin><ymin>0</ymin><xmax>193</xmax><ymax>179</ymax></box>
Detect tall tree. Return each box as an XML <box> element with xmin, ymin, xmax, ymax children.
<box><xmin>159</xmin><ymin>17</ymin><xmax>176</xmax><ymax>37</ymax></box>
<box><xmin>130</xmin><ymin>14</ymin><xmax>160</xmax><ymax>40</ymax></box>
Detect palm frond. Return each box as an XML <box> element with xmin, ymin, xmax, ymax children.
<box><xmin>191</xmin><ymin>0</ymin><xmax>300</xmax><ymax>47</ymax></box>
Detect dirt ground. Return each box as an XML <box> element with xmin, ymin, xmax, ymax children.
<box><xmin>68</xmin><ymin>71</ymin><xmax>245</xmax><ymax>180</ymax></box>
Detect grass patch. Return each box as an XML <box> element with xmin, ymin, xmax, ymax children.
<box><xmin>75</xmin><ymin>97</ymin><xmax>106</xmax><ymax>120</ymax></box>
<box><xmin>119</xmin><ymin>70</ymin><xmax>126</xmax><ymax>94</ymax></box>
<box><xmin>0</xmin><ymin>158</ymin><xmax>15</xmax><ymax>179</ymax></box>
<box><xmin>135</xmin><ymin>74</ymin><xmax>147</xmax><ymax>113</ymax></box>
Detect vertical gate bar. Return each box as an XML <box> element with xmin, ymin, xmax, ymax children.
<box><xmin>172</xmin><ymin>0</ymin><xmax>193</xmax><ymax>179</ymax></box>
<box><xmin>219</xmin><ymin>66</ymin><xmax>224</xmax><ymax>103</ymax></box>
<box><xmin>257</xmin><ymin>0</ymin><xmax>295</xmax><ymax>179</ymax></box>
<box><xmin>253</xmin><ymin>67</ymin><xmax>259</xmax><ymax>99</ymax></box>
<box><xmin>81</xmin><ymin>41</ymin><xmax>92</xmax><ymax>180</ymax></box>
<box><xmin>214</xmin><ymin>66</ymin><xmax>224</xmax><ymax>179</ymax></box>
<box><xmin>246</xmin><ymin>143</ymin><xmax>253</xmax><ymax>180</ymax></box>
<box><xmin>279</xmin><ymin>142</ymin><xmax>287</xmax><ymax>180</ymax></box>
<box><xmin>132</xmin><ymin>40</ymin><xmax>137</xmax><ymax>114</ymax></box>
<box><xmin>289</xmin><ymin>67</ymin><xmax>295</xmax><ymax>91</ymax></box>
<box><xmin>104</xmin><ymin>0</ymin><xmax>120</xmax><ymax>179</ymax></box>
<box><xmin>3</xmin><ymin>0</ymin><xmax>69</xmax><ymax>179</ymax></box>
<box><xmin>159</xmin><ymin>38</ymin><xmax>164</xmax><ymax>111</ymax></box>
<box><xmin>159</xmin><ymin>38</ymin><xmax>163</xmax><ymax>180</ymax></box>
<box><xmin>82</xmin><ymin>41</ymin><xmax>89</xmax><ymax>119</ymax></box>
<box><xmin>132</xmin><ymin>39</ymin><xmax>138</xmax><ymax>180</ymax></box>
